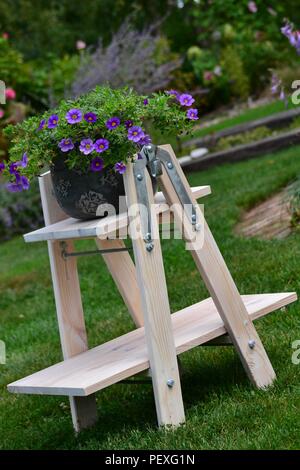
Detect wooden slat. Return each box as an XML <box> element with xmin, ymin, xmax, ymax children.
<box><xmin>39</xmin><ymin>173</ymin><xmax>98</xmax><ymax>432</ymax></box>
<box><xmin>158</xmin><ymin>145</ymin><xmax>277</xmax><ymax>389</ymax></box>
<box><xmin>96</xmin><ymin>238</ymin><xmax>144</xmax><ymax>327</ymax></box>
<box><xmin>24</xmin><ymin>186</ymin><xmax>211</xmax><ymax>243</ymax></box>
<box><xmin>7</xmin><ymin>292</ymin><xmax>296</xmax><ymax>397</ymax></box>
<box><xmin>123</xmin><ymin>161</ymin><xmax>185</xmax><ymax>427</ymax></box>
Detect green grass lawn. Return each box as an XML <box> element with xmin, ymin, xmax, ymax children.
<box><xmin>1</xmin><ymin>145</ymin><xmax>300</xmax><ymax>450</ymax></box>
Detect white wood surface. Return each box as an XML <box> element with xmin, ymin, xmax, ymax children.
<box><xmin>124</xmin><ymin>161</ymin><xmax>185</xmax><ymax>427</ymax></box>
<box><xmin>8</xmin><ymin>292</ymin><xmax>296</xmax><ymax>397</ymax></box>
<box><xmin>24</xmin><ymin>186</ymin><xmax>211</xmax><ymax>243</ymax></box>
<box><xmin>158</xmin><ymin>145</ymin><xmax>278</xmax><ymax>389</ymax></box>
<box><xmin>96</xmin><ymin>238</ymin><xmax>144</xmax><ymax>327</ymax></box>
<box><xmin>39</xmin><ymin>173</ymin><xmax>98</xmax><ymax>431</ymax></box>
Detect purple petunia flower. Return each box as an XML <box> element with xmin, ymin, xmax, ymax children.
<box><xmin>114</xmin><ymin>162</ymin><xmax>126</xmax><ymax>174</ymax></box>
<box><xmin>84</xmin><ymin>112</ymin><xmax>97</xmax><ymax>123</ymax></box>
<box><xmin>38</xmin><ymin>119</ymin><xmax>46</xmax><ymax>131</ymax></box>
<box><xmin>127</xmin><ymin>126</ymin><xmax>145</xmax><ymax>143</ymax></box>
<box><xmin>281</xmin><ymin>22</ymin><xmax>293</xmax><ymax>38</ymax></box>
<box><xmin>6</xmin><ymin>174</ymin><xmax>30</xmax><ymax>192</ymax></box>
<box><xmin>179</xmin><ymin>94</ymin><xmax>195</xmax><ymax>107</ymax></box>
<box><xmin>248</xmin><ymin>1</ymin><xmax>257</xmax><ymax>13</ymax></box>
<box><xmin>66</xmin><ymin>108</ymin><xmax>82</xmax><ymax>124</ymax></box>
<box><xmin>0</xmin><ymin>162</ymin><xmax>5</xmax><ymax>173</ymax></box>
<box><xmin>143</xmin><ymin>98</ymin><xmax>149</xmax><ymax>105</ymax></box>
<box><xmin>9</xmin><ymin>162</ymin><xmax>19</xmax><ymax>175</ymax></box>
<box><xmin>94</xmin><ymin>138</ymin><xmax>109</xmax><ymax>153</ymax></box>
<box><xmin>187</xmin><ymin>108</ymin><xmax>199</xmax><ymax>120</ymax></box>
<box><xmin>90</xmin><ymin>157</ymin><xmax>104</xmax><ymax>172</ymax></box>
<box><xmin>106</xmin><ymin>116</ymin><xmax>120</xmax><ymax>130</ymax></box>
<box><xmin>138</xmin><ymin>134</ymin><xmax>152</xmax><ymax>146</ymax></box>
<box><xmin>79</xmin><ymin>138</ymin><xmax>94</xmax><ymax>155</ymax></box>
<box><xmin>58</xmin><ymin>138</ymin><xmax>74</xmax><ymax>152</ymax></box>
<box><xmin>166</xmin><ymin>89</ymin><xmax>180</xmax><ymax>100</ymax></box>
<box><xmin>48</xmin><ymin>114</ymin><xmax>59</xmax><ymax>128</ymax></box>
<box><xmin>125</xmin><ymin>119</ymin><xmax>133</xmax><ymax>129</ymax></box>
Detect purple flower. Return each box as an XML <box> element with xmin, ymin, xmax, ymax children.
<box><xmin>38</xmin><ymin>119</ymin><xmax>46</xmax><ymax>131</ymax></box>
<box><xmin>17</xmin><ymin>152</ymin><xmax>28</xmax><ymax>168</ymax></box>
<box><xmin>127</xmin><ymin>126</ymin><xmax>145</xmax><ymax>143</ymax></box>
<box><xmin>125</xmin><ymin>119</ymin><xmax>133</xmax><ymax>129</ymax></box>
<box><xmin>48</xmin><ymin>114</ymin><xmax>59</xmax><ymax>128</ymax></box>
<box><xmin>0</xmin><ymin>162</ymin><xmax>5</xmax><ymax>173</ymax></box>
<box><xmin>166</xmin><ymin>89</ymin><xmax>180</xmax><ymax>100</ymax></box>
<box><xmin>66</xmin><ymin>108</ymin><xmax>82</xmax><ymax>124</ymax></box>
<box><xmin>138</xmin><ymin>134</ymin><xmax>152</xmax><ymax>146</ymax></box>
<box><xmin>106</xmin><ymin>116</ymin><xmax>120</xmax><ymax>130</ymax></box>
<box><xmin>90</xmin><ymin>157</ymin><xmax>104</xmax><ymax>172</ymax></box>
<box><xmin>94</xmin><ymin>138</ymin><xmax>109</xmax><ymax>153</ymax></box>
<box><xmin>6</xmin><ymin>174</ymin><xmax>30</xmax><ymax>192</ymax></box>
<box><xmin>143</xmin><ymin>98</ymin><xmax>149</xmax><ymax>105</ymax></box>
<box><xmin>187</xmin><ymin>108</ymin><xmax>199</xmax><ymax>120</ymax></box>
<box><xmin>179</xmin><ymin>94</ymin><xmax>195</xmax><ymax>107</ymax></box>
<box><xmin>84</xmin><ymin>112</ymin><xmax>97</xmax><ymax>123</ymax></box>
<box><xmin>281</xmin><ymin>22</ymin><xmax>293</xmax><ymax>38</ymax></box>
<box><xmin>58</xmin><ymin>138</ymin><xmax>74</xmax><ymax>152</ymax></box>
<box><xmin>115</xmin><ymin>162</ymin><xmax>126</xmax><ymax>174</ymax></box>
<box><xmin>79</xmin><ymin>138</ymin><xmax>94</xmax><ymax>155</ymax></box>
<box><xmin>9</xmin><ymin>163</ymin><xmax>19</xmax><ymax>175</ymax></box>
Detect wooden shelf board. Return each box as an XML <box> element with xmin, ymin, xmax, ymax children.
<box><xmin>24</xmin><ymin>185</ymin><xmax>211</xmax><ymax>243</ymax></box>
<box><xmin>8</xmin><ymin>292</ymin><xmax>296</xmax><ymax>397</ymax></box>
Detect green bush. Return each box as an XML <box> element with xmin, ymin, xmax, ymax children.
<box><xmin>0</xmin><ymin>180</ymin><xmax>43</xmax><ymax>241</ymax></box>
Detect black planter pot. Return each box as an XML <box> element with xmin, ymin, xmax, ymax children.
<box><xmin>51</xmin><ymin>154</ymin><xmax>157</xmax><ymax>220</ymax></box>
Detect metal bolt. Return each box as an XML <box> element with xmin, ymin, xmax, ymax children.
<box><xmin>136</xmin><ymin>173</ymin><xmax>143</xmax><ymax>181</ymax></box>
<box><xmin>146</xmin><ymin>242</ymin><xmax>154</xmax><ymax>252</ymax></box>
<box><xmin>248</xmin><ymin>339</ymin><xmax>256</xmax><ymax>349</ymax></box>
<box><xmin>167</xmin><ymin>161</ymin><xmax>173</xmax><ymax>169</ymax></box>
<box><xmin>167</xmin><ymin>378</ymin><xmax>175</xmax><ymax>388</ymax></box>
<box><xmin>191</xmin><ymin>214</ymin><xmax>197</xmax><ymax>222</ymax></box>
<box><xmin>195</xmin><ymin>224</ymin><xmax>201</xmax><ymax>232</ymax></box>
<box><xmin>145</xmin><ymin>232</ymin><xmax>152</xmax><ymax>242</ymax></box>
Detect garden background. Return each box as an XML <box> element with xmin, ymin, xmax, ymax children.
<box><xmin>1</xmin><ymin>0</ymin><xmax>300</xmax><ymax>450</ymax></box>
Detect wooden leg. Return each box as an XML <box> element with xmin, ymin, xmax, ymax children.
<box><xmin>95</xmin><ymin>238</ymin><xmax>144</xmax><ymax>327</ymax></box>
<box><xmin>48</xmin><ymin>239</ymin><xmax>98</xmax><ymax>431</ymax></box>
<box><xmin>158</xmin><ymin>145</ymin><xmax>276</xmax><ymax>389</ymax></box>
<box><xmin>124</xmin><ymin>162</ymin><xmax>185</xmax><ymax>427</ymax></box>
<box><xmin>39</xmin><ymin>174</ymin><xmax>97</xmax><ymax>432</ymax></box>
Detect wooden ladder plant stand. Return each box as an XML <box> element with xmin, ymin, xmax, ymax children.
<box><xmin>7</xmin><ymin>144</ymin><xmax>297</xmax><ymax>432</ymax></box>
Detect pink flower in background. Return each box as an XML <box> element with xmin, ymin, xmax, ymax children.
<box><xmin>248</xmin><ymin>1</ymin><xmax>257</xmax><ymax>13</ymax></box>
<box><xmin>76</xmin><ymin>40</ymin><xmax>86</xmax><ymax>50</ymax></box>
<box><xmin>5</xmin><ymin>88</ymin><xmax>16</xmax><ymax>100</ymax></box>
<box><xmin>2</xmin><ymin>32</ymin><xmax>9</xmax><ymax>39</ymax></box>
<box><xmin>0</xmin><ymin>108</ymin><xmax>4</xmax><ymax>119</ymax></box>
<box><xmin>203</xmin><ymin>71</ymin><xmax>214</xmax><ymax>82</ymax></box>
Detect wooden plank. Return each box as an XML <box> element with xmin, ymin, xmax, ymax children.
<box><xmin>7</xmin><ymin>292</ymin><xmax>296</xmax><ymax>397</ymax></box>
<box><xmin>95</xmin><ymin>238</ymin><xmax>144</xmax><ymax>327</ymax></box>
<box><xmin>24</xmin><ymin>186</ymin><xmax>211</xmax><ymax>243</ymax></box>
<box><xmin>158</xmin><ymin>145</ymin><xmax>278</xmax><ymax>389</ymax></box>
<box><xmin>39</xmin><ymin>173</ymin><xmax>98</xmax><ymax>432</ymax></box>
<box><xmin>123</xmin><ymin>160</ymin><xmax>185</xmax><ymax>427</ymax></box>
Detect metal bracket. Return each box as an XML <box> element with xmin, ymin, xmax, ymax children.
<box><xmin>141</xmin><ymin>144</ymin><xmax>200</xmax><ymax>231</ymax></box>
<box><xmin>60</xmin><ymin>241</ymin><xmax>132</xmax><ymax>259</ymax></box>
<box><xmin>133</xmin><ymin>148</ymin><xmax>157</xmax><ymax>252</ymax></box>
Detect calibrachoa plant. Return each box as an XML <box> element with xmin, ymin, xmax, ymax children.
<box><xmin>2</xmin><ymin>86</ymin><xmax>198</xmax><ymax>192</ymax></box>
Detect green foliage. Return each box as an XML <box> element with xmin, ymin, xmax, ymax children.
<box><xmin>3</xmin><ymin>86</ymin><xmax>195</xmax><ymax>184</ymax></box>
<box><xmin>0</xmin><ymin>181</ymin><xmax>43</xmax><ymax>241</ymax></box>
<box><xmin>221</xmin><ymin>46</ymin><xmax>250</xmax><ymax>101</ymax></box>
<box><xmin>214</xmin><ymin>126</ymin><xmax>271</xmax><ymax>151</ymax></box>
